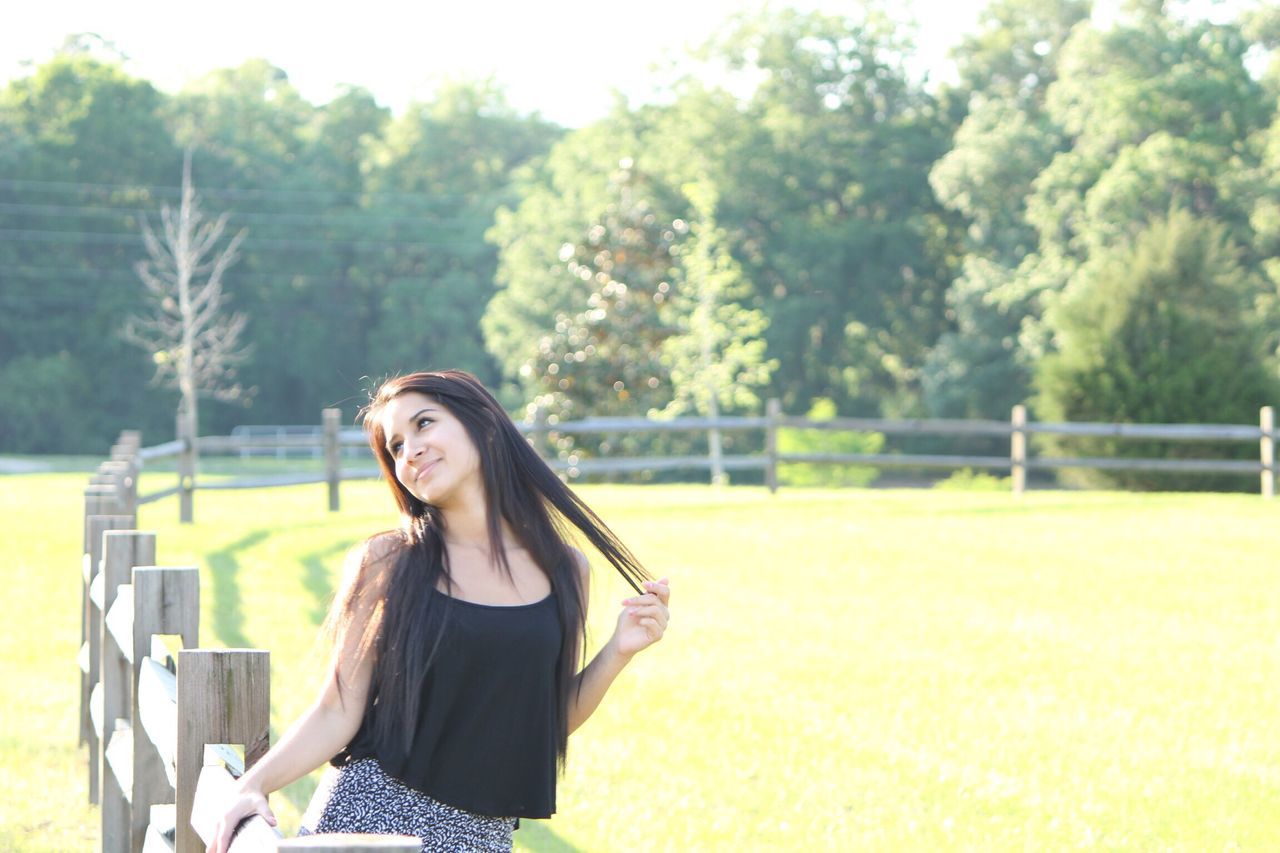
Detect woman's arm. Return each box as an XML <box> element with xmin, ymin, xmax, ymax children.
<box><xmin>207</xmin><ymin>537</ymin><xmax>394</xmax><ymax>853</ymax></box>
<box><xmin>567</xmin><ymin>549</ymin><xmax>670</xmax><ymax>734</ymax></box>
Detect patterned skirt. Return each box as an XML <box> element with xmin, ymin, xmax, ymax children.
<box><xmin>298</xmin><ymin>757</ymin><xmax>517</xmax><ymax>852</ymax></box>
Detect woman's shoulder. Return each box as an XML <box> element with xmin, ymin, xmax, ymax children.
<box><xmin>567</xmin><ymin>544</ymin><xmax>589</xmax><ymax>582</ymax></box>
<box><xmin>338</xmin><ymin>530</ymin><xmax>406</xmax><ymax>595</ymax></box>
<box><xmin>361</xmin><ymin>529</ymin><xmax>407</xmax><ymax>567</ymax></box>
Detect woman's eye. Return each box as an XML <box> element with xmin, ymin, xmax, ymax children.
<box><xmin>417</xmin><ymin>417</ymin><xmax>433</xmax><ymax>429</ymax></box>
<box><xmin>391</xmin><ymin>442</ymin><xmax>402</xmax><ymax>455</ymax></box>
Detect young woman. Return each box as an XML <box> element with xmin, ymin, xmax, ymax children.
<box><xmin>208</xmin><ymin>370</ymin><xmax>671</xmax><ymax>853</ymax></box>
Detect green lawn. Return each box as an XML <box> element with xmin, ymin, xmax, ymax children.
<box><xmin>2</xmin><ymin>475</ymin><xmax>1278</xmax><ymax>850</ymax></box>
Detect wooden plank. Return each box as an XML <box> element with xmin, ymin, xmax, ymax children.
<box><xmin>138</xmin><ymin>485</ymin><xmax>183</xmax><ymax>505</ymax></box>
<box><xmin>90</xmin><ymin>682</ymin><xmax>104</xmax><ymax>740</ymax></box>
<box><xmin>778</xmin><ymin>452</ymin><xmax>1011</xmax><ymax>469</ymax></box>
<box><xmin>553</xmin><ymin>455</ymin><xmax>766</xmax><ymax>475</ymax></box>
<box><xmin>276</xmin><ymin>835</ymin><xmax>422</xmax><ymax>851</ymax></box>
<box><xmin>765</xmin><ymin>398</ymin><xmax>780</xmax><ymax>494</ymax></box>
<box><xmin>177</xmin><ymin>412</ymin><xmax>195</xmax><ymax>523</ymax></box>
<box><xmin>1028</xmin><ymin>456</ymin><xmax>1260</xmax><ymax>474</ymax></box>
<box><xmin>1011</xmin><ymin>405</ymin><xmax>1027</xmax><ymax>496</ymax></box>
<box><xmin>189</xmin><ymin>763</ymin><xmax>281</xmax><ymax>853</ymax></box>
<box><xmin>104</xmin><ymin>721</ymin><xmax>135</xmax><ymax>853</ymax></box>
<box><xmin>324</xmin><ymin>407</ymin><xmax>341</xmax><ymax>512</ymax></box>
<box><xmin>529</xmin><ymin>415</ymin><xmax>768</xmax><ymax>435</ymax></box>
<box><xmin>102</xmin><ymin>531</ymin><xmax>155</xmax><ymax>853</ymax></box>
<box><xmin>1027</xmin><ymin>421</ymin><xmax>1258</xmax><ymax>441</ymax></box>
<box><xmin>1262</xmin><ymin>407</ymin><xmax>1275</xmax><ymax>499</ymax></box>
<box><xmin>198</xmin><ymin>434</ymin><xmax>324</xmax><ymax>452</ymax></box>
<box><xmin>338</xmin><ymin>428</ymin><xmax>372</xmax><ymax>447</ymax></box>
<box><xmin>138</xmin><ymin>656</ymin><xmax>180</xmax><ymax>789</ymax></box>
<box><xmin>206</xmin><ymin>743</ymin><xmax>245</xmax><ymax>778</ymax></box>
<box><xmin>198</xmin><ymin>473</ymin><xmax>327</xmax><ymax>490</ymax></box>
<box><xmin>178</xmin><ymin>650</ymin><xmax>270</xmax><ymax>853</ymax></box>
<box><xmin>82</xmin><ymin>490</ymin><xmax>125</xmax><ymax>757</ymax></box>
<box><xmin>336</xmin><ymin>468</ymin><xmax>382</xmax><ymax>481</ymax></box>
<box><xmin>85</xmin><ymin>512</ymin><xmax>135</xmax><ymax>799</ymax></box>
<box><xmin>90</xmin><ymin>571</ymin><xmax>106</xmax><ymax>609</ymax></box>
<box><xmin>104</xmin><ymin>722</ymin><xmax>133</xmax><ymax>805</ymax></box>
<box><xmin>133</xmin><ymin>567</ymin><xmax>199</xmax><ymax>853</ymax></box>
<box><xmin>106</xmin><ymin>585</ymin><xmax>135</xmax><ymax>665</ymax></box>
<box><xmin>149</xmin><ymin>803</ymin><xmax>177</xmax><ymax>846</ymax></box>
<box><xmin>138</xmin><ymin>440</ymin><xmax>185</xmax><ymax>461</ymax></box>
<box><xmin>143</xmin><ymin>823</ymin><xmax>176</xmax><ymax>853</ymax></box>
<box><xmin>776</xmin><ymin>414</ymin><xmax>1011</xmax><ymax>436</ymax></box>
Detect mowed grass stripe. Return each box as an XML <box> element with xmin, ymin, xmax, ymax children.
<box><xmin>1</xmin><ymin>476</ymin><xmax>1276</xmax><ymax>850</ymax></box>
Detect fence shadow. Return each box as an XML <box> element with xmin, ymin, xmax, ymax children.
<box><xmin>206</xmin><ymin>529</ymin><xmax>273</xmax><ymax>648</ymax></box>
<box><xmin>299</xmin><ymin>540</ymin><xmax>352</xmax><ymax>627</ymax></box>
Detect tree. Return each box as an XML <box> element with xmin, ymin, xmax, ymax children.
<box><xmin>923</xmin><ymin>0</ymin><xmax>1089</xmax><ymax>419</ymax></box>
<box><xmin>659</xmin><ymin>181</ymin><xmax>774</xmax><ymax>417</ymax></box>
<box><xmin>0</xmin><ymin>52</ymin><xmax>179</xmax><ymax>451</ymax></box>
<box><xmin>703</xmin><ymin>7</ymin><xmax>958</xmax><ymax>416</ymax></box>
<box><xmin>124</xmin><ymin>151</ymin><xmax>251</xmax><ymax>442</ymax></box>
<box><xmin>521</xmin><ymin>164</ymin><xmax>685</xmax><ymax>426</ymax></box>
<box><xmin>363</xmin><ymin>80</ymin><xmax>562</xmax><ymax>381</ymax></box>
<box><xmin>484</xmin><ymin>104</ymin><xmax>662</xmax><ymax>402</ymax></box>
<box><xmin>1034</xmin><ymin>208</ymin><xmax>1280</xmax><ymax>489</ymax></box>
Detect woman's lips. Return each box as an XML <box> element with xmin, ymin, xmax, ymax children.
<box><xmin>415</xmin><ymin>459</ymin><xmax>439</xmax><ymax>481</ymax></box>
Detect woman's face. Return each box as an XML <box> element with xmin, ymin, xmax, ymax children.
<box><xmin>379</xmin><ymin>391</ymin><xmax>481</xmax><ymax>508</ymax></box>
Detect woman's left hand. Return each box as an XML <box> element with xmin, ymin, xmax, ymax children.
<box><xmin>612</xmin><ymin>578</ymin><xmax>671</xmax><ymax>658</ymax></box>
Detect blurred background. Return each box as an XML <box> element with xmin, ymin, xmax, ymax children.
<box><xmin>2</xmin><ymin>0</ymin><xmax>1278</xmax><ymax>491</ymax></box>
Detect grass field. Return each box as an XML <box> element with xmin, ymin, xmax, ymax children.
<box><xmin>2</xmin><ymin>473</ymin><xmax>1278</xmax><ymax>850</ymax></box>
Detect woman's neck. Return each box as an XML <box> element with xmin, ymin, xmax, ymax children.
<box><xmin>439</xmin><ymin>503</ymin><xmax>517</xmax><ymax>551</ymax></box>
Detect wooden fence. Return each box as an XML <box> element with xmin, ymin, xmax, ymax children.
<box><xmin>79</xmin><ymin>434</ymin><xmax>422</xmax><ymax>852</ymax></box>
<box><xmin>132</xmin><ymin>403</ymin><xmax>1278</xmax><ymax>523</ymax></box>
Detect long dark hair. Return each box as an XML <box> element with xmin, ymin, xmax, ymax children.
<box><xmin>329</xmin><ymin>369</ymin><xmax>650</xmax><ymax>768</ymax></box>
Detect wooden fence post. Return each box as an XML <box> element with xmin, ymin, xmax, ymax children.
<box><xmin>1011</xmin><ymin>405</ymin><xmax>1027</xmax><ymax>496</ymax></box>
<box><xmin>177</xmin><ymin>411</ymin><xmax>195</xmax><ymax>524</ymax></box>
<box><xmin>708</xmin><ymin>409</ymin><xmax>726</xmax><ymax>487</ymax></box>
<box><xmin>95</xmin><ymin>462</ymin><xmax>138</xmax><ymax>522</ymax></box>
<box><xmin>84</xmin><ymin>512</ymin><xmax>134</xmax><ymax>805</ymax></box>
<box><xmin>177</xmin><ymin>649</ymin><xmax>270</xmax><ymax>853</ymax></box>
<box><xmin>100</xmin><ymin>531</ymin><xmax>156</xmax><ymax>853</ymax></box>
<box><xmin>131</xmin><ymin>566</ymin><xmax>200</xmax><ymax>852</ymax></box>
<box><xmin>81</xmin><ymin>486</ymin><xmax>125</xmax><ymax>750</ymax></box>
<box><xmin>765</xmin><ymin>398</ymin><xmax>781</xmax><ymax>494</ymax></box>
<box><xmin>107</xmin><ymin>439</ymin><xmax>142</xmax><ymax>517</ymax></box>
<box><xmin>532</xmin><ymin>405</ymin><xmax>551</xmax><ymax>460</ymax></box>
<box><xmin>1262</xmin><ymin>406</ymin><xmax>1275</xmax><ymax>499</ymax></box>
<box><xmin>323</xmin><ymin>407</ymin><xmax>341</xmax><ymax>512</ymax></box>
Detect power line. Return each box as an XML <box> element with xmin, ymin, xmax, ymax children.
<box><xmin>0</xmin><ymin>200</ymin><xmax>491</xmax><ymax>229</ymax></box>
<box><xmin>0</xmin><ymin>227</ymin><xmax>470</xmax><ymax>252</ymax></box>
<box><xmin>0</xmin><ymin>176</ymin><xmax>507</xmax><ymax>205</ymax></box>
<box><xmin>4</xmin><ymin>265</ymin><xmax>456</xmax><ymax>287</ymax></box>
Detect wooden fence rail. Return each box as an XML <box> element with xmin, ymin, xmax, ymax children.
<box><xmin>79</xmin><ymin>433</ymin><xmax>428</xmax><ymax>853</ymax></box>
<box><xmin>128</xmin><ymin>403</ymin><xmax>1279</xmax><ymax>521</ymax></box>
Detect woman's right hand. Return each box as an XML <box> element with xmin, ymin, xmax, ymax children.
<box><xmin>207</xmin><ymin>784</ymin><xmax>277</xmax><ymax>853</ymax></box>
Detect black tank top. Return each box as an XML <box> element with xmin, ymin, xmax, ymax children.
<box><xmin>336</xmin><ymin>588</ymin><xmax>562</xmax><ymax>818</ymax></box>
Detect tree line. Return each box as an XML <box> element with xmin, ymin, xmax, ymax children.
<box><xmin>3</xmin><ymin>2</ymin><xmax>1279</xmax><ymax>488</ymax></box>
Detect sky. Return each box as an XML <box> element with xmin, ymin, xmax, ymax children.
<box><xmin>0</xmin><ymin>0</ymin><xmax>1245</xmax><ymax>128</ymax></box>
<box><xmin>0</xmin><ymin>0</ymin><xmax>989</xmax><ymax>127</ymax></box>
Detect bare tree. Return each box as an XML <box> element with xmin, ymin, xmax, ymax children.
<box><xmin>124</xmin><ymin>149</ymin><xmax>251</xmax><ymax>441</ymax></box>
